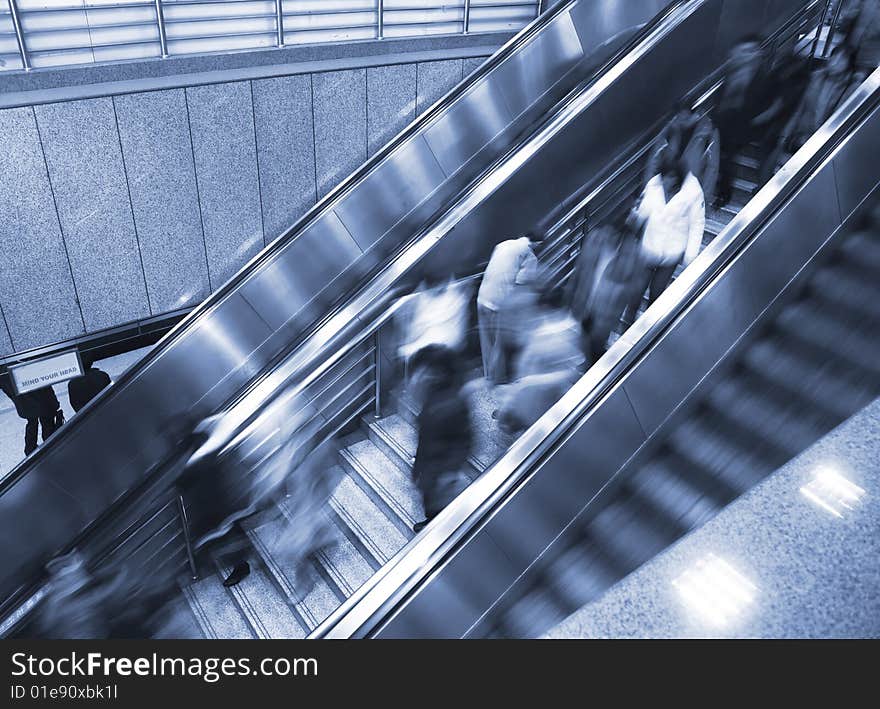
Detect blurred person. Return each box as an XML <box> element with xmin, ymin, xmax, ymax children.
<box><xmin>775</xmin><ymin>46</ymin><xmax>865</xmax><ymax>167</ymax></box>
<box><xmin>568</xmin><ymin>222</ymin><xmax>620</xmax><ymax>325</ymax></box>
<box><xmin>494</xmin><ymin>289</ymin><xmax>586</xmax><ymax>435</ymax></box>
<box><xmin>398</xmin><ymin>268</ymin><xmax>470</xmax><ymax>367</ymax></box>
<box><xmin>628</xmin><ymin>156</ymin><xmax>705</xmax><ymax>318</ymax></box>
<box><xmin>645</xmin><ymin>101</ymin><xmax>720</xmax><ymax>200</ymax></box>
<box><xmin>177</xmin><ymin>391</ymin><xmax>340</xmax><ymax>588</ymax></box>
<box><xmin>580</xmin><ymin>214</ymin><xmax>646</xmax><ymax>362</ymax></box>
<box><xmin>409</xmin><ymin>345</ymin><xmax>474</xmax><ymax>533</ymax></box>
<box><xmin>477</xmin><ymin>232</ymin><xmax>543</xmax><ymax>384</ymax></box>
<box><xmin>713</xmin><ymin>36</ymin><xmax>772</xmax><ymax>208</ymax></box>
<box><xmin>67</xmin><ymin>361</ymin><xmax>112</xmax><ymax>413</ymax></box>
<box><xmin>0</xmin><ymin>377</ymin><xmax>63</xmax><ymax>456</ymax></box>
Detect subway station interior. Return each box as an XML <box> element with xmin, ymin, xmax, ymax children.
<box><xmin>0</xmin><ymin>0</ymin><xmax>878</xmax><ymax>639</ymax></box>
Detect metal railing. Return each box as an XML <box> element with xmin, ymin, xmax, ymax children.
<box><xmin>0</xmin><ymin>0</ymin><xmax>540</xmax><ymax>72</ymax></box>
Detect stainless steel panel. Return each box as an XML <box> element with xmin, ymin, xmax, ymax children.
<box><xmin>569</xmin><ymin>0</ymin><xmax>668</xmax><ymax>53</ymax></box>
<box><xmin>482</xmin><ymin>386</ymin><xmax>646</xmax><ymax>566</ymax></box>
<box><xmin>422</xmin><ymin>77</ymin><xmax>515</xmax><ymax>178</ymax></box>
<box><xmin>832</xmin><ymin>108</ymin><xmax>880</xmax><ymax>219</ymax></box>
<box><xmin>491</xmin><ymin>11</ymin><xmax>585</xmax><ymax>120</ymax></box>
<box><xmin>374</xmin><ymin>529</ymin><xmax>523</xmax><ymax>639</ymax></box>
<box><xmin>240</xmin><ymin>211</ymin><xmax>363</xmax><ymax>331</ymax></box>
<box><xmin>334</xmin><ymin>135</ymin><xmax>448</xmax><ymax>252</ymax></box>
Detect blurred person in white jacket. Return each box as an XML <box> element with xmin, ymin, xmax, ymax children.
<box><xmin>627</xmin><ymin>157</ymin><xmax>705</xmax><ymax>320</ymax></box>
<box><xmin>477</xmin><ymin>232</ymin><xmax>543</xmax><ymax>384</ymax></box>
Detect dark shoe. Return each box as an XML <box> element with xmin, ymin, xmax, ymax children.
<box><xmin>413</xmin><ymin>520</ymin><xmax>429</xmax><ymax>533</ymax></box>
<box><xmin>222</xmin><ymin>561</ymin><xmax>250</xmax><ymax>587</ymax></box>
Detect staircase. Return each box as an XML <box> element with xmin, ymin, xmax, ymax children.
<box><xmin>480</xmin><ymin>213</ymin><xmax>880</xmax><ymax>638</ymax></box>
<box><xmin>174</xmin><ymin>379</ymin><xmax>510</xmax><ymax>638</ymax></box>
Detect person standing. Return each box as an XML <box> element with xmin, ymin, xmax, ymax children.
<box><xmin>628</xmin><ymin>157</ymin><xmax>705</xmax><ymax>319</ymax></box>
<box><xmin>408</xmin><ymin>346</ymin><xmax>474</xmax><ymax>533</ymax></box>
<box><xmin>477</xmin><ymin>232</ymin><xmax>542</xmax><ymax>384</ymax></box>
<box><xmin>67</xmin><ymin>362</ymin><xmax>112</xmax><ymax>413</ymax></box>
<box><xmin>1</xmin><ymin>376</ymin><xmax>63</xmax><ymax>456</ymax></box>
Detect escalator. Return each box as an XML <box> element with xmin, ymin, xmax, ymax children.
<box><xmin>310</xmin><ymin>66</ymin><xmax>880</xmax><ymax>638</ymax></box>
<box><xmin>0</xmin><ymin>0</ymin><xmax>836</xmax><ymax>636</ymax></box>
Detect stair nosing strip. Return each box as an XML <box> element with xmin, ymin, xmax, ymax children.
<box><xmin>339</xmin><ymin>446</ymin><xmax>417</xmax><ymax>528</ymax></box>
<box><xmin>180</xmin><ymin>583</ymin><xmax>215</xmax><ymax>640</ymax></box>
<box><xmin>243</xmin><ymin>521</ymin><xmax>319</xmax><ymax>632</ymax></box>
<box><xmin>214</xmin><ymin>559</ymin><xmax>272</xmax><ymax>640</ymax></box>
<box><xmin>328</xmin><ymin>493</ymin><xmax>389</xmax><ymax>567</ymax></box>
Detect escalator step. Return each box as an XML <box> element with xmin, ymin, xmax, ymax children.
<box><xmin>669</xmin><ymin>417</ymin><xmax>770</xmax><ymax>496</ymax></box>
<box><xmin>775</xmin><ymin>301</ymin><xmax>880</xmax><ymax>377</ymax></box>
<box><xmin>181</xmin><ymin>575</ymin><xmax>254</xmax><ymax>639</ymax></box>
<box><xmin>809</xmin><ymin>264</ymin><xmax>880</xmax><ymax>323</ymax></box>
<box><xmin>839</xmin><ymin>229</ymin><xmax>880</xmax><ymax>276</ymax></box>
<box><xmin>587</xmin><ymin>500</ymin><xmax>679</xmax><ymax>573</ymax></box>
<box><xmin>627</xmin><ymin>458</ymin><xmax>721</xmax><ymax>532</ymax></box>
<box><xmin>214</xmin><ymin>559</ymin><xmax>307</xmax><ymax>639</ymax></box>
<box><xmin>308</xmin><ymin>514</ymin><xmax>376</xmax><ymax>600</ymax></box>
<box><xmin>742</xmin><ymin>336</ymin><xmax>878</xmax><ymax>422</ymax></box>
<box><xmin>547</xmin><ymin>542</ymin><xmax>620</xmax><ymax>611</ymax></box>
<box><xmin>243</xmin><ymin>513</ymin><xmax>341</xmax><ymax>632</ymax></box>
<box><xmin>365</xmin><ymin>413</ymin><xmax>417</xmax><ymax>475</ymax></box>
<box><xmin>706</xmin><ymin>375</ymin><xmax>829</xmax><ymax>458</ymax></box>
<box><xmin>329</xmin><ymin>474</ymin><xmax>411</xmax><ymax>568</ymax></box>
<box><xmin>339</xmin><ymin>439</ymin><xmax>424</xmax><ymax>535</ymax></box>
<box><xmin>500</xmin><ymin>586</ymin><xmax>570</xmax><ymax>639</ymax></box>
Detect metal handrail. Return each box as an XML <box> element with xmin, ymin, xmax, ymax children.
<box><xmin>311</xmin><ymin>1</ymin><xmax>859</xmax><ymax>639</ymax></box>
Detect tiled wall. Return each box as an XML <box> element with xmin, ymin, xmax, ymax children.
<box><xmin>0</xmin><ymin>56</ymin><xmax>485</xmax><ymax>356</ymax></box>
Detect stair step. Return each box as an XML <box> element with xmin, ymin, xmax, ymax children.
<box><xmin>365</xmin><ymin>413</ymin><xmax>417</xmax><ymax>475</ymax></box>
<box><xmin>810</xmin><ymin>264</ymin><xmax>880</xmax><ymax>323</ymax></box>
<box><xmin>587</xmin><ymin>500</ymin><xmax>679</xmax><ymax>572</ymax></box>
<box><xmin>329</xmin><ymin>473</ymin><xmax>411</xmax><ymax>567</ymax></box>
<box><xmin>501</xmin><ymin>586</ymin><xmax>569</xmax><ymax>639</ymax></box>
<box><xmin>181</xmin><ymin>575</ymin><xmax>254</xmax><ymax>639</ymax></box>
<box><xmin>243</xmin><ymin>513</ymin><xmax>340</xmax><ymax>632</ymax></box>
<box><xmin>668</xmin><ymin>416</ymin><xmax>771</xmax><ymax>496</ymax></box>
<box><xmin>547</xmin><ymin>542</ymin><xmax>620</xmax><ymax>610</ymax></box>
<box><xmin>706</xmin><ymin>375</ymin><xmax>829</xmax><ymax>459</ymax></box>
<box><xmin>214</xmin><ymin>559</ymin><xmax>306</xmax><ymax>639</ymax></box>
<box><xmin>742</xmin><ymin>336</ymin><xmax>878</xmax><ymax>422</ymax></box>
<box><xmin>304</xmin><ymin>511</ymin><xmax>376</xmax><ymax>599</ymax></box>
<box><xmin>627</xmin><ymin>458</ymin><xmax>721</xmax><ymax>532</ymax></box>
<box><xmin>463</xmin><ymin>378</ymin><xmax>517</xmax><ymax>472</ymax></box>
<box><xmin>339</xmin><ymin>438</ymin><xmax>424</xmax><ymax>535</ymax></box>
<box><xmin>776</xmin><ymin>300</ymin><xmax>880</xmax><ymax>377</ymax></box>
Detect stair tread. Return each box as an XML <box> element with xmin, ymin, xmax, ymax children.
<box><xmin>588</xmin><ymin>501</ymin><xmax>679</xmax><ymax>570</ymax></box>
<box><xmin>214</xmin><ymin>560</ymin><xmax>306</xmax><ymax>639</ymax></box>
<box><xmin>243</xmin><ymin>513</ymin><xmax>340</xmax><ymax>632</ymax></box>
<box><xmin>629</xmin><ymin>458</ymin><xmax>721</xmax><ymax>531</ymax></box>
<box><xmin>743</xmin><ymin>336</ymin><xmax>877</xmax><ymax>420</ymax></box>
<box><xmin>776</xmin><ymin>301</ymin><xmax>880</xmax><ymax>375</ymax></box>
<box><xmin>182</xmin><ymin>575</ymin><xmax>253</xmax><ymax>640</ymax></box>
<box><xmin>706</xmin><ymin>375</ymin><xmax>829</xmax><ymax>455</ymax></box>
<box><xmin>330</xmin><ymin>473</ymin><xmax>411</xmax><ymax>566</ymax></box>
<box><xmin>309</xmin><ymin>512</ymin><xmax>376</xmax><ymax>598</ymax></box>
<box><xmin>341</xmin><ymin>439</ymin><xmax>424</xmax><ymax>529</ymax></box>
<box><xmin>669</xmin><ymin>416</ymin><xmax>771</xmax><ymax>494</ymax></box>
<box><xmin>811</xmin><ymin>264</ymin><xmax>880</xmax><ymax>320</ymax></box>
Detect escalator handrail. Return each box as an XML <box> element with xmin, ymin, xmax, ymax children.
<box><xmin>311</xmin><ymin>62</ymin><xmax>880</xmax><ymax>639</ymax></box>
<box><xmin>0</xmin><ymin>0</ymin><xmax>680</xmax><ymax>495</ymax></box>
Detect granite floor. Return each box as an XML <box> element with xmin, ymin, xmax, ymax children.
<box><xmin>546</xmin><ymin>397</ymin><xmax>880</xmax><ymax>639</ymax></box>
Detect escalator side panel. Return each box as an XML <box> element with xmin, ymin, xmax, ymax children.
<box><xmin>479</xmin><ymin>385</ymin><xmax>648</xmax><ymax>566</ymax></box>
<box><xmin>831</xmin><ymin>107</ymin><xmax>880</xmax><ymax>217</ymax></box>
<box><xmin>334</xmin><ymin>135</ymin><xmax>449</xmax><ymax>252</ymax></box>
<box><xmin>239</xmin><ymin>211</ymin><xmax>363</xmax><ymax>331</ymax></box>
<box><xmin>489</xmin><ymin>11</ymin><xmax>585</xmax><ymax>122</ymax></box>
